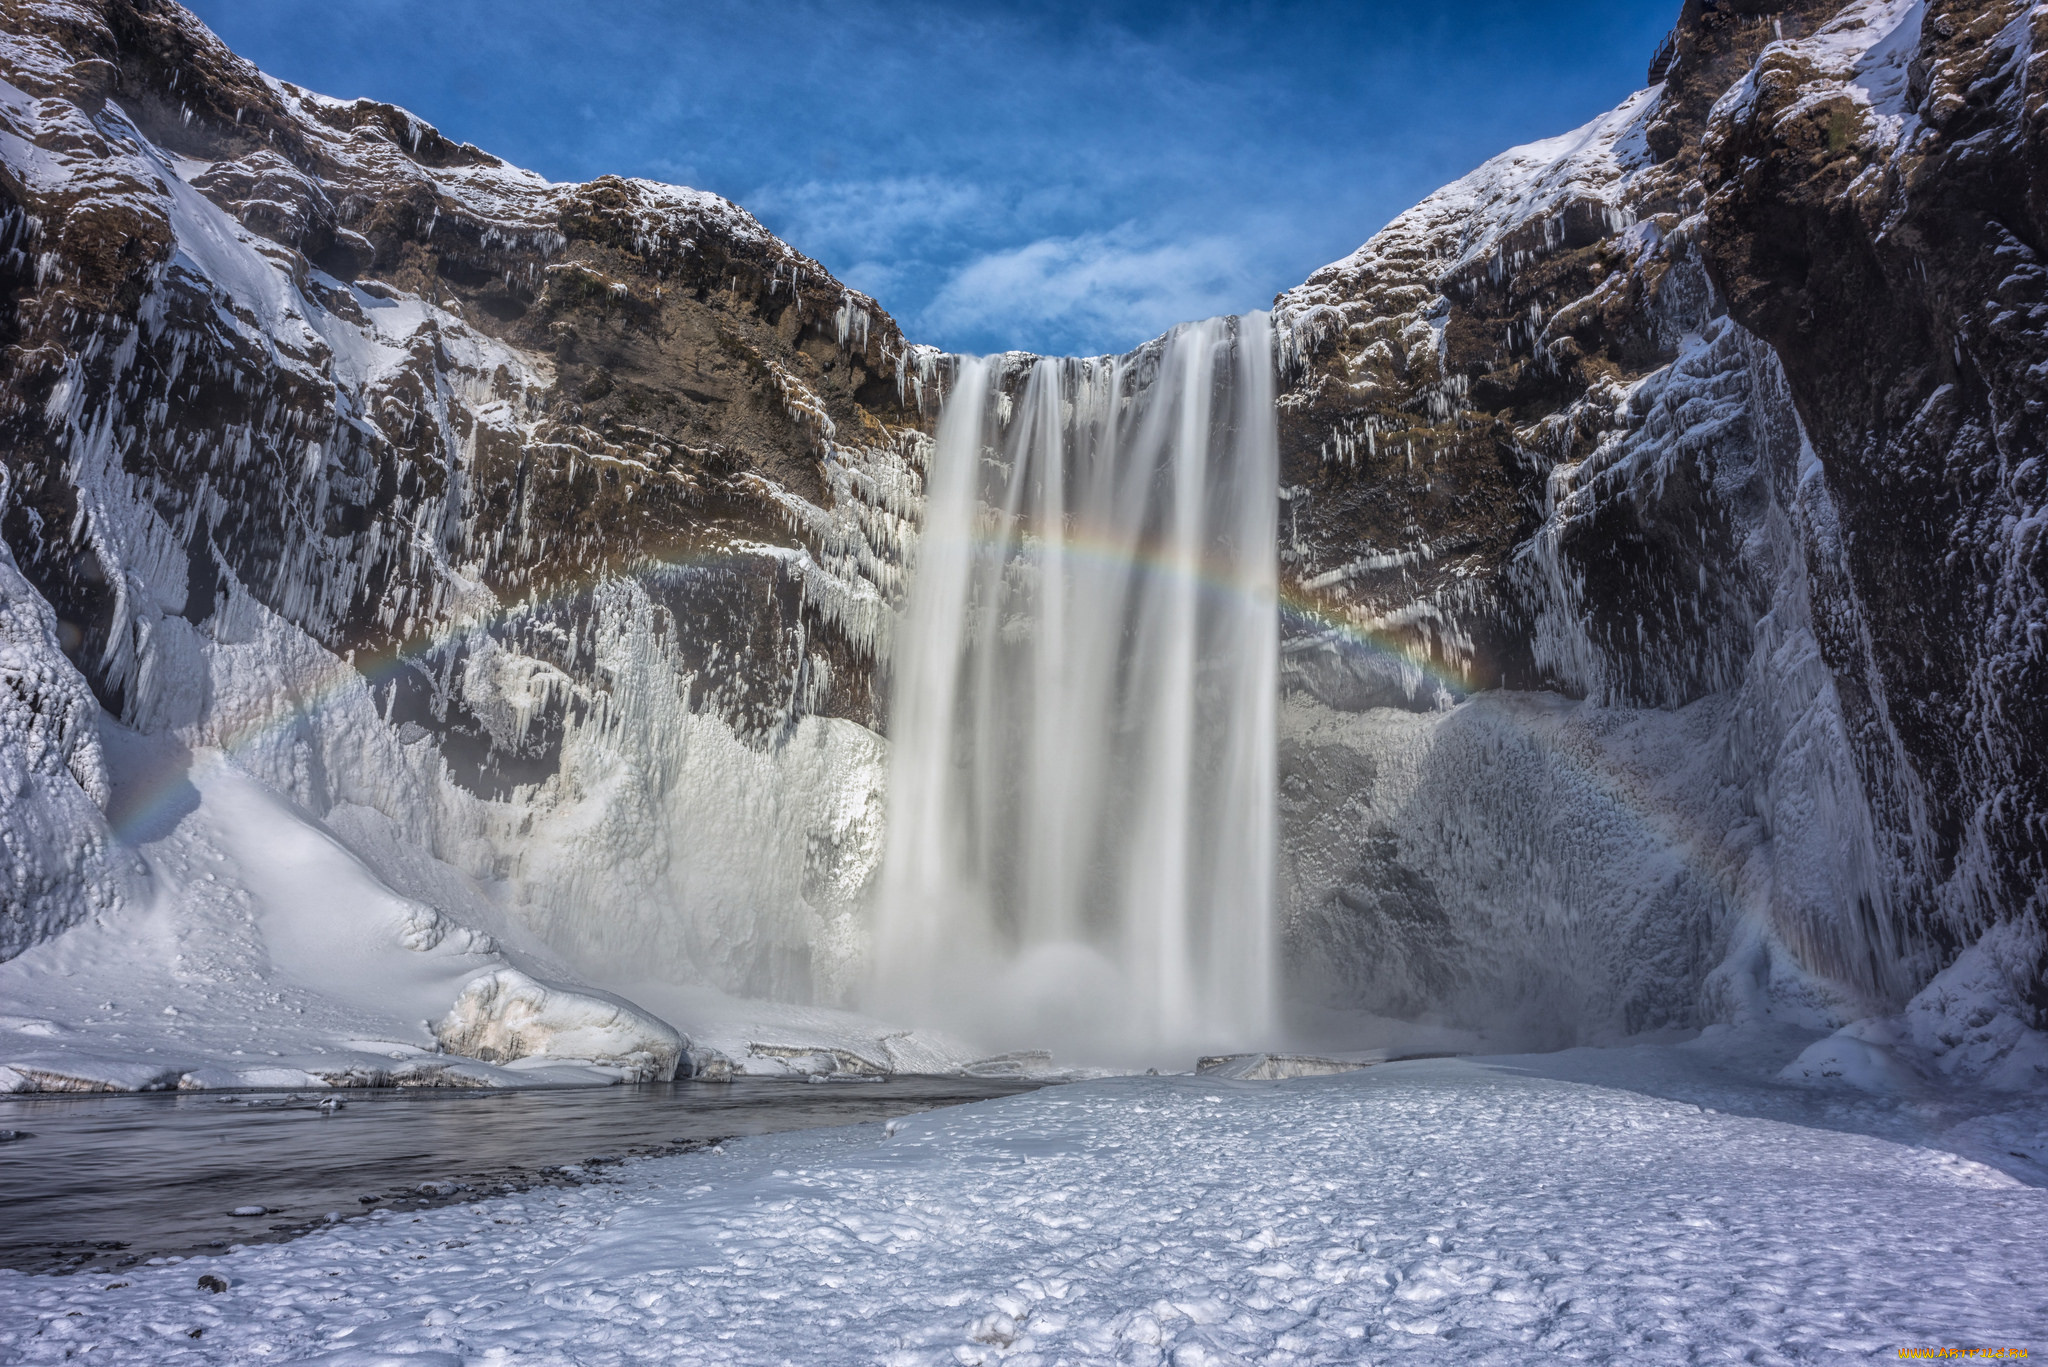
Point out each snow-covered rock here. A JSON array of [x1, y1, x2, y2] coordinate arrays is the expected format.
[[1270, 0, 2047, 1063], [1899, 919, 2048, 1092], [0, 531, 137, 959], [0, 0, 933, 1018], [434, 968, 685, 1083]]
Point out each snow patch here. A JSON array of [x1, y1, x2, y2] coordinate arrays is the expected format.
[[434, 968, 685, 1083]]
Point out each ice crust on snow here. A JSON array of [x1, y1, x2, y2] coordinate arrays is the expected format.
[[3, 1041, 2042, 1364]]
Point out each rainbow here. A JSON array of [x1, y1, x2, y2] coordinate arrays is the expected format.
[[105, 524, 1757, 976]]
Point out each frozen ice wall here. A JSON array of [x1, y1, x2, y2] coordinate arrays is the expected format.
[[0, 62, 898, 1015], [1280, 310, 1924, 1049], [873, 316, 1280, 1063]]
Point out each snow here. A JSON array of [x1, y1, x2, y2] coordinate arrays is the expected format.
[[0, 714, 991, 1090], [434, 969, 685, 1083], [4, 1034, 2042, 1364], [0, 722, 641, 1092]]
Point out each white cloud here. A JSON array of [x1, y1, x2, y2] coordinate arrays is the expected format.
[[747, 175, 988, 264], [917, 226, 1265, 356]]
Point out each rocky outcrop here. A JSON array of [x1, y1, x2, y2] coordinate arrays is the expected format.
[[0, 0, 935, 749], [1273, 0, 2045, 1067], [1695, 0, 2048, 1013], [0, 0, 929, 1002]]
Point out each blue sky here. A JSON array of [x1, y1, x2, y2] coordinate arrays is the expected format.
[[187, 1, 1675, 357]]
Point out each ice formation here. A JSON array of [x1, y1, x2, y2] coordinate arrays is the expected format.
[[0, 0, 2042, 1092], [873, 316, 1278, 1062]]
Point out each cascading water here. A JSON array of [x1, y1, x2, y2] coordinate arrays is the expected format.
[[872, 314, 1279, 1064]]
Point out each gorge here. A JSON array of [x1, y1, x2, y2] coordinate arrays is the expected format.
[[0, 0, 2042, 1093]]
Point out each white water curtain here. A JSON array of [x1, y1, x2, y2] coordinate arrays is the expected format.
[[873, 314, 1279, 1064]]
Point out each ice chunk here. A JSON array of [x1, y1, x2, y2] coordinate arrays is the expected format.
[[744, 1042, 889, 1077], [433, 969, 685, 1082], [1195, 1053, 1366, 1081], [962, 1050, 1056, 1078]]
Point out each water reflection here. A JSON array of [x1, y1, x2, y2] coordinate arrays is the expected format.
[[0, 1076, 1038, 1272]]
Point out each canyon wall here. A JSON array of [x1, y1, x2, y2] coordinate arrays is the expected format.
[[1272, 0, 2045, 1075], [1, 0, 2040, 1078], [0, 0, 937, 1006]]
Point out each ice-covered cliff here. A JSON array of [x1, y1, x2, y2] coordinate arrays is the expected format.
[[0, 0, 2041, 1089], [0, 0, 959, 1085], [1272, 0, 2046, 1084]]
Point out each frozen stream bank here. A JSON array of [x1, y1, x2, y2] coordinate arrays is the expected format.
[[3, 1032, 2042, 1365]]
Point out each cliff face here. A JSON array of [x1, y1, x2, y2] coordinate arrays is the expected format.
[[1, 0, 936, 740], [1272, 0, 2044, 1069], [1698, 0, 2048, 1005], [0, 0, 2041, 1081], [0, 0, 934, 1002]]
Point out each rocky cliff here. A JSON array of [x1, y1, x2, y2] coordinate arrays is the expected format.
[[1272, 0, 2044, 1080], [1, 0, 2041, 1085], [0, 0, 939, 1010]]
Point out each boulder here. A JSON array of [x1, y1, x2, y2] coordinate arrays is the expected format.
[[434, 970, 685, 1082]]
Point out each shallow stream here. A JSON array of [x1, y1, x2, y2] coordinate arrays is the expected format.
[[0, 1077, 1038, 1273]]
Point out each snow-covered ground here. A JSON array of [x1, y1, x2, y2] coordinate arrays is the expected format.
[[5, 1032, 2042, 1365]]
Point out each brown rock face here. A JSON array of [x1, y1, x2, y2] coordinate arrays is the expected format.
[[1, 0, 936, 794], [1273, 0, 2045, 1036], [1272, 1, 1842, 708]]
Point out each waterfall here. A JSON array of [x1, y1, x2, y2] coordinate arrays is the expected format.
[[872, 314, 1279, 1065]]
